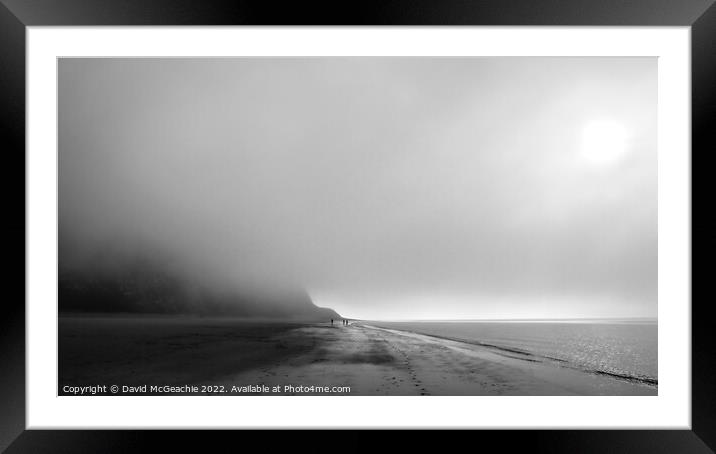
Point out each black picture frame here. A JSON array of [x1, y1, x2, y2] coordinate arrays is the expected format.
[[2, 0, 713, 452]]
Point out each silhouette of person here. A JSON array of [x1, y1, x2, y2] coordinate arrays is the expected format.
[[331, 318, 334, 326]]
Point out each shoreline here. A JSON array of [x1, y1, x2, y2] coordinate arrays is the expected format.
[[217, 323, 657, 396], [361, 324, 658, 387], [59, 317, 657, 396]]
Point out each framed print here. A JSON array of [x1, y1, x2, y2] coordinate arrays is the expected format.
[[3, 0, 714, 451]]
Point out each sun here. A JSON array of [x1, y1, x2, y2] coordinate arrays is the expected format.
[[580, 120, 629, 166]]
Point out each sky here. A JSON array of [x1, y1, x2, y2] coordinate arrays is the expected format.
[[58, 57, 657, 320]]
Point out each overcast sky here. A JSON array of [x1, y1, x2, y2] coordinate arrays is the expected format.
[[59, 57, 656, 320]]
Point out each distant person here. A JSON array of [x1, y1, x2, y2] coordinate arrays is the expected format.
[[331, 319, 334, 326]]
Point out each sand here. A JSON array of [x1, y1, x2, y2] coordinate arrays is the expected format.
[[59, 316, 656, 396], [220, 323, 655, 395]]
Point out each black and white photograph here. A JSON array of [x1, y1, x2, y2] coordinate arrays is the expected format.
[[58, 56, 657, 397]]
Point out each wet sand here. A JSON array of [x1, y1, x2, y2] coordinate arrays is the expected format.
[[221, 323, 656, 395], [59, 316, 656, 395]]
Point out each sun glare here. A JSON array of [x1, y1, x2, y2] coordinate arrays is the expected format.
[[580, 120, 629, 166]]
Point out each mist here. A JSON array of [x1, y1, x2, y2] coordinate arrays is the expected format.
[[58, 57, 657, 320]]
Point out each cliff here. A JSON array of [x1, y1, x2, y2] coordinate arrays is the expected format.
[[58, 265, 339, 322]]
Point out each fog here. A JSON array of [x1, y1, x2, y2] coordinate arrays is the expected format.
[[58, 57, 657, 320]]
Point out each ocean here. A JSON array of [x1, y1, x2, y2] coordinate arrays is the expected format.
[[366, 320, 657, 386]]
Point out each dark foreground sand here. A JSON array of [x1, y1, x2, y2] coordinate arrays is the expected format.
[[59, 316, 656, 396]]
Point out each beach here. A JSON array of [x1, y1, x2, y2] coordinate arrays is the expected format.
[[59, 316, 656, 396]]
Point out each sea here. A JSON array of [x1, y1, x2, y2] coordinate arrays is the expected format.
[[367, 319, 657, 386]]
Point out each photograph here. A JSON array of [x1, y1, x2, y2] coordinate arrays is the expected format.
[[57, 56, 658, 397], [2, 0, 710, 447]]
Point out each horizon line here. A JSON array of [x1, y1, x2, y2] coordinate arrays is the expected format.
[[354, 316, 658, 323]]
